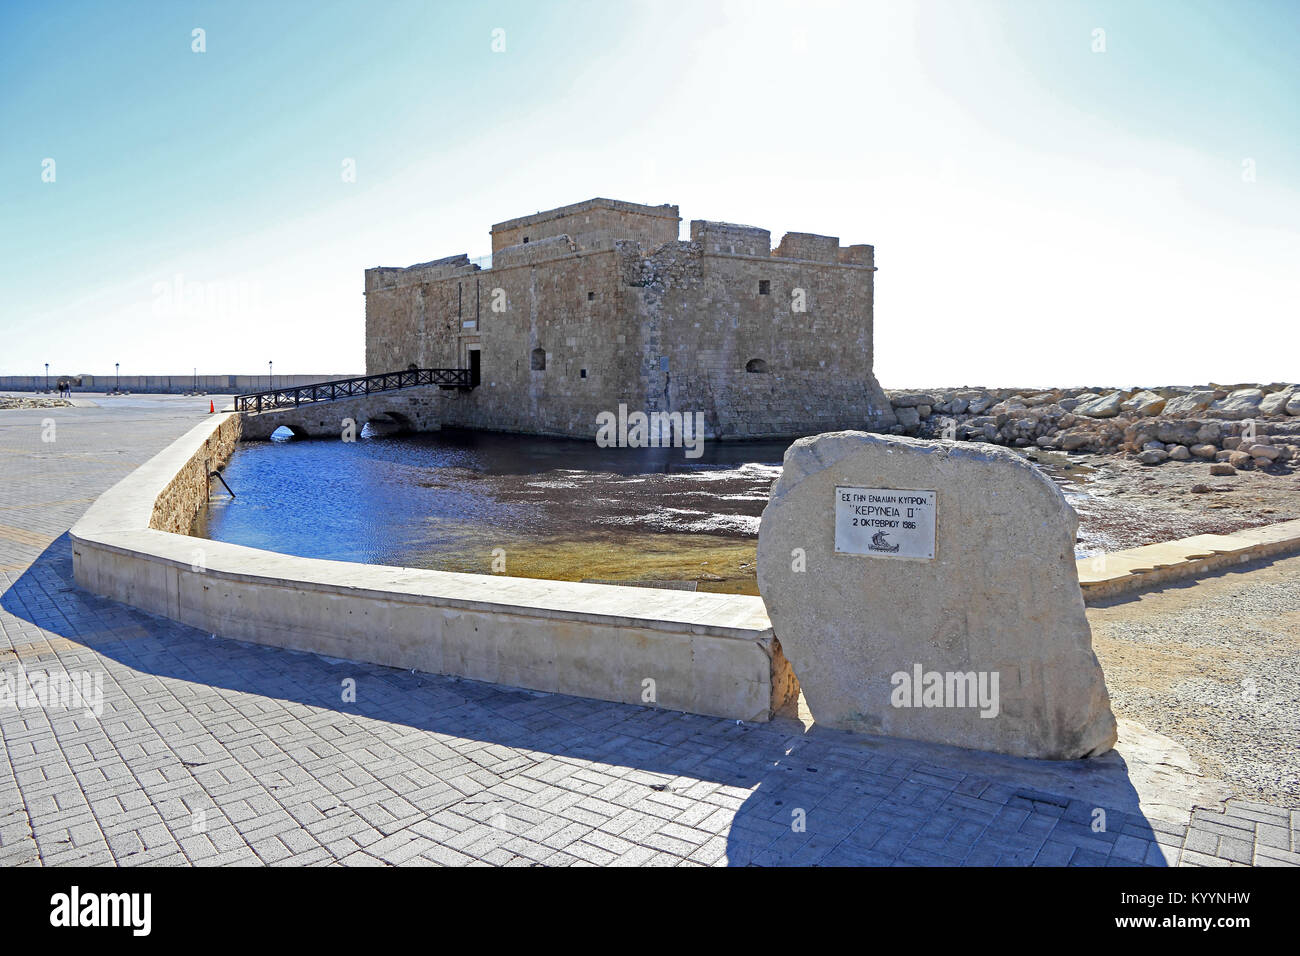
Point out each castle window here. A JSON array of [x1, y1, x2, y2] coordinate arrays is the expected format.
[[530, 348, 546, 371], [746, 359, 768, 373], [580, 368, 587, 379], [587, 291, 595, 301], [523, 236, 529, 243], [758, 280, 771, 295]]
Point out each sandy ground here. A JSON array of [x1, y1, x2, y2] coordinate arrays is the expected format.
[[1088, 551, 1300, 807]]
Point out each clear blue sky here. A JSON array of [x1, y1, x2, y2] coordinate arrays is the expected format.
[[2, 0, 1297, 386]]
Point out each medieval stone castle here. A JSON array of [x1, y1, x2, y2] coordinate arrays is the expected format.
[[364, 198, 897, 440]]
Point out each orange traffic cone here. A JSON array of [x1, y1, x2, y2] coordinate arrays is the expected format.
[[209, 400, 215, 414]]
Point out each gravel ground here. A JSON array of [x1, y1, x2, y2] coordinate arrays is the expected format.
[[1065, 451, 1300, 551], [1088, 552, 1300, 807]]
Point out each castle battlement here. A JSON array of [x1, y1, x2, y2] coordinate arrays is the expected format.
[[490, 197, 680, 254]]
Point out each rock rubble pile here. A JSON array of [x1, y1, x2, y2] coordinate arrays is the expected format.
[[884, 384, 1300, 475]]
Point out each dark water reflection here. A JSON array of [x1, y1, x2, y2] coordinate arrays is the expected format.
[[195, 429, 789, 589], [195, 429, 1109, 592]]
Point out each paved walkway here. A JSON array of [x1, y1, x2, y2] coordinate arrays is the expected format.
[[1, 396, 1297, 866]]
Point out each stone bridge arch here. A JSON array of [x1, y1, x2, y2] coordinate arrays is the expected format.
[[270, 424, 311, 441], [363, 410, 417, 436], [239, 388, 443, 441]]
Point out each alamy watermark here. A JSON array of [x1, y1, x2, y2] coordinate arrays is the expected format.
[[151, 273, 262, 321], [890, 663, 999, 718], [1, 667, 104, 719], [50, 886, 150, 936], [595, 404, 705, 459]]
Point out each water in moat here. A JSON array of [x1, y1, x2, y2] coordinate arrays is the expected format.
[[195, 428, 1104, 595]]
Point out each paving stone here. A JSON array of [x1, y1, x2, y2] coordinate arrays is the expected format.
[[1110, 834, 1153, 862], [1068, 849, 1110, 866], [1145, 840, 1180, 867], [1223, 801, 1291, 825], [1032, 841, 1076, 866], [1217, 836, 1254, 864], [1180, 849, 1233, 867], [1255, 823, 1293, 851], [1253, 846, 1300, 867], [1183, 828, 1221, 855]]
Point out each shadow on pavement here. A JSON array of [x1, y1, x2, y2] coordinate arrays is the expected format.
[[1, 536, 1166, 866]]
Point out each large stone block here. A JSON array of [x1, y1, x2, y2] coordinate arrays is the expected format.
[[1074, 390, 1126, 418], [756, 431, 1117, 759], [1209, 388, 1264, 420]]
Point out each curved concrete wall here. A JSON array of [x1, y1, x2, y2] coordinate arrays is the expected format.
[[69, 415, 797, 722]]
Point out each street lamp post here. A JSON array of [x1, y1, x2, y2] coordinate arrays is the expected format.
[[45, 363, 49, 393], [268, 361, 273, 391], [115, 363, 120, 394]]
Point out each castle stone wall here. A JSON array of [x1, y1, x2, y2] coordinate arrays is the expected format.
[[491, 198, 680, 254], [364, 198, 896, 440], [690, 220, 771, 257], [619, 239, 895, 439]]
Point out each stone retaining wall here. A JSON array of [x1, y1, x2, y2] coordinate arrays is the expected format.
[[71, 415, 796, 722], [151, 414, 241, 533]]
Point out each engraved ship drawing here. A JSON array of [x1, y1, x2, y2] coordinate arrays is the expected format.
[[870, 530, 900, 552]]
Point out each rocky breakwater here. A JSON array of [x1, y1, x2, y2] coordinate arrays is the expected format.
[[0, 396, 73, 410], [883, 383, 1300, 478]]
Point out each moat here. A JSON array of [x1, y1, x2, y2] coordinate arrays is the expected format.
[[195, 429, 787, 594], [193, 428, 1252, 595]]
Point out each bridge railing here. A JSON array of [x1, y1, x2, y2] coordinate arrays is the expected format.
[[235, 368, 473, 413]]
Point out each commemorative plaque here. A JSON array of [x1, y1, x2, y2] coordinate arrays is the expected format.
[[834, 486, 936, 560]]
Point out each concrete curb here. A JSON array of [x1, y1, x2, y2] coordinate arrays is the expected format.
[[1078, 518, 1300, 603]]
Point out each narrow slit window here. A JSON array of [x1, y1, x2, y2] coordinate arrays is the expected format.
[[758, 280, 771, 295]]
